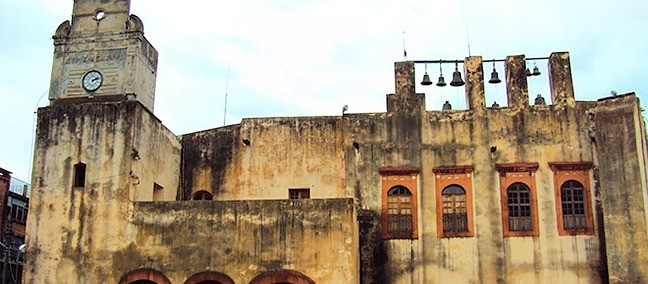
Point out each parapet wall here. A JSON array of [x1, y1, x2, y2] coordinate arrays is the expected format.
[[123, 198, 358, 284], [181, 116, 347, 200]]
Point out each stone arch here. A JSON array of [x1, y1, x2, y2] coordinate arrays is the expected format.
[[191, 190, 214, 200], [118, 268, 171, 284], [184, 271, 235, 284], [249, 269, 315, 284]]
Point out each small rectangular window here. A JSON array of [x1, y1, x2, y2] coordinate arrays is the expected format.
[[73, 163, 86, 188], [289, 188, 310, 199], [153, 183, 163, 201]]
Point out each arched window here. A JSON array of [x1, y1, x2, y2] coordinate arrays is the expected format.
[[386, 186, 413, 235], [191, 190, 213, 201], [507, 182, 533, 231], [119, 268, 171, 284], [184, 271, 235, 284], [561, 180, 587, 229], [248, 269, 315, 284], [549, 162, 594, 235], [442, 185, 467, 233]]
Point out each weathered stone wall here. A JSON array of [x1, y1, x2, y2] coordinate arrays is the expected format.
[[342, 57, 608, 283], [181, 116, 347, 200], [176, 57, 625, 283], [594, 94, 648, 283], [415, 104, 602, 284], [25, 101, 180, 283], [122, 198, 358, 283]]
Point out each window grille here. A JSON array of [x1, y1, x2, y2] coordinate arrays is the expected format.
[[507, 182, 533, 231], [289, 188, 310, 200], [442, 185, 468, 233], [561, 180, 587, 229], [387, 186, 413, 234]]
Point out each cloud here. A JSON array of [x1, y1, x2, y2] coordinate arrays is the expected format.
[[0, 0, 647, 180]]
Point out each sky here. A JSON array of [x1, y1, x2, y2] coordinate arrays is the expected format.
[[0, 0, 647, 181]]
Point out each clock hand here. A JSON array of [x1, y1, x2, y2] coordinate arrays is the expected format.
[[92, 78, 99, 82]]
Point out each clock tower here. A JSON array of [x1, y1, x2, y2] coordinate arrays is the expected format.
[[49, 0, 158, 111]]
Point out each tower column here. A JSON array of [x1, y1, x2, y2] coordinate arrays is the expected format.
[[505, 55, 529, 109]]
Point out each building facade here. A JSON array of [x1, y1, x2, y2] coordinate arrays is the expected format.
[[0, 167, 30, 284], [25, 1, 648, 283]]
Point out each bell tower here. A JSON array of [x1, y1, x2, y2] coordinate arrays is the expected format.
[[49, 0, 158, 111]]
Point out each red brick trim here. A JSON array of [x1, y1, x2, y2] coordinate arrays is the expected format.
[[495, 162, 539, 176], [548, 161, 593, 172], [549, 162, 595, 236], [432, 165, 474, 174], [380, 168, 419, 239], [378, 167, 420, 175], [497, 163, 540, 237], [434, 166, 474, 238]]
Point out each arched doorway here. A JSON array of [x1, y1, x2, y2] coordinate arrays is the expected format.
[[184, 271, 235, 284], [119, 268, 171, 284], [248, 269, 315, 284]]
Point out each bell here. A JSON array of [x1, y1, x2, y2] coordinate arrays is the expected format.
[[421, 73, 432, 85], [489, 69, 501, 84], [489, 61, 501, 84], [492, 101, 500, 108], [436, 75, 447, 87], [526, 68, 532, 77], [450, 67, 465, 87], [436, 63, 447, 87], [450, 70, 465, 86], [442, 101, 452, 110], [532, 66, 541, 76], [534, 94, 546, 105]]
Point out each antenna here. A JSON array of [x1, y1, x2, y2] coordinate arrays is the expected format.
[[223, 65, 230, 126], [402, 31, 408, 60], [464, 20, 472, 56]]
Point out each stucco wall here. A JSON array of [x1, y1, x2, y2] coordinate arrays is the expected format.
[[25, 102, 180, 283], [181, 116, 347, 200], [341, 60, 607, 283], [594, 94, 648, 283], [121, 198, 358, 284]]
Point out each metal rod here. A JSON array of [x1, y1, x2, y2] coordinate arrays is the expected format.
[[413, 56, 550, 64], [413, 60, 465, 64]]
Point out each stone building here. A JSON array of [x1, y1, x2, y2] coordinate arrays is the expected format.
[[25, 1, 648, 283]]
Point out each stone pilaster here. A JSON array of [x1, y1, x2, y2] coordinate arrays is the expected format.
[[549, 52, 575, 107], [505, 55, 529, 109], [464, 56, 485, 112]]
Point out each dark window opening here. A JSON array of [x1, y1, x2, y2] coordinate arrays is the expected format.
[[131, 281, 157, 284], [387, 186, 413, 235], [7, 204, 28, 223], [153, 183, 164, 201], [289, 188, 310, 200], [442, 185, 468, 233], [507, 182, 533, 231], [191, 190, 213, 201], [73, 163, 86, 188], [561, 180, 588, 230]]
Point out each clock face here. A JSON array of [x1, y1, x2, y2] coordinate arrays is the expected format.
[[82, 70, 103, 92]]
